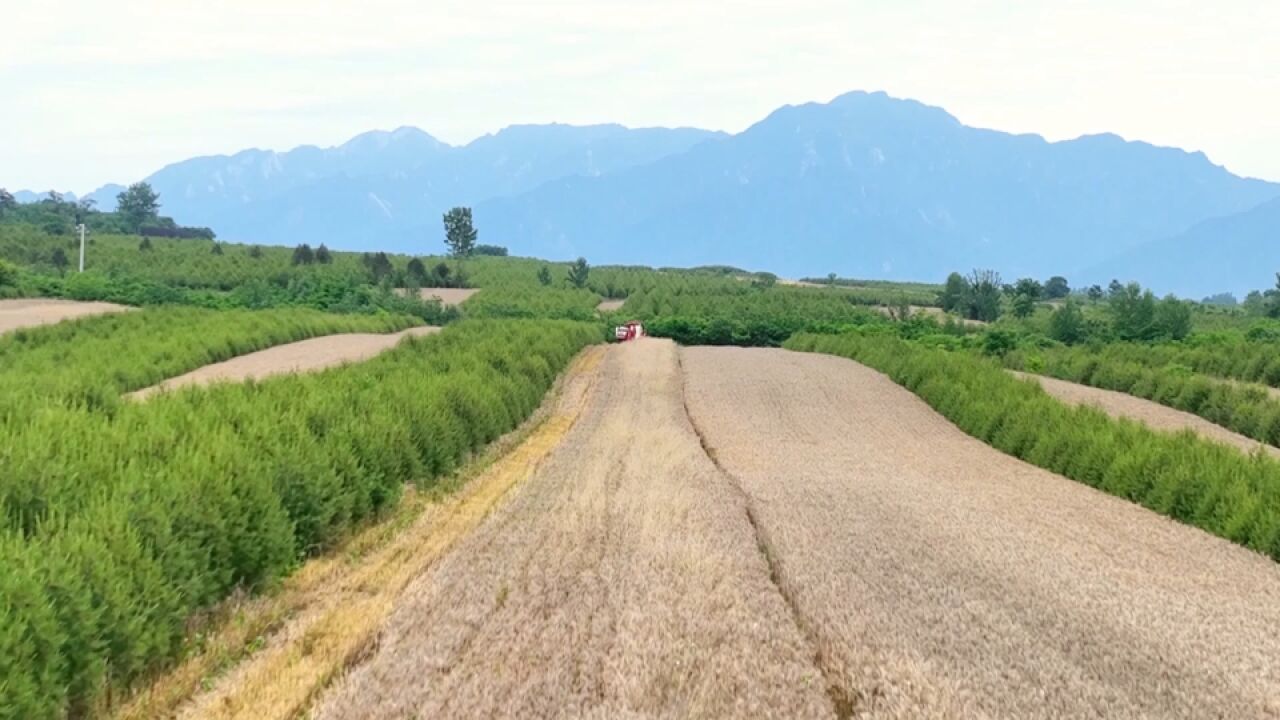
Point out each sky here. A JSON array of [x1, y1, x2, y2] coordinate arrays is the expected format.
[[3, 0, 1278, 193]]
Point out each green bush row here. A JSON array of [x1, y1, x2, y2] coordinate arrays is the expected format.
[[786, 331, 1280, 562], [1006, 349, 1280, 448], [0, 319, 600, 719]]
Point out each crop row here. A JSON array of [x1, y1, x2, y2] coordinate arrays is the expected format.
[[786, 331, 1280, 563], [0, 319, 601, 719]]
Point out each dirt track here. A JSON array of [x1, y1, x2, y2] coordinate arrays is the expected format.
[[128, 326, 439, 399], [596, 298, 626, 312], [1012, 370, 1280, 457], [313, 339, 832, 719], [0, 298, 131, 334], [403, 287, 478, 305], [682, 347, 1280, 719]]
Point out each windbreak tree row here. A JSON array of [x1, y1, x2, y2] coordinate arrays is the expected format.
[[786, 331, 1280, 563], [0, 319, 601, 719]]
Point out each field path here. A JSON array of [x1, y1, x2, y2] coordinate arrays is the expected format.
[[0, 297, 131, 334], [128, 326, 439, 399], [682, 347, 1280, 719], [1011, 370, 1280, 457], [313, 339, 833, 719]]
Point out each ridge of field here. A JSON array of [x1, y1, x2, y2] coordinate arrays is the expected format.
[[682, 346, 1280, 718], [787, 332, 1280, 561], [1010, 370, 1280, 457], [313, 340, 834, 719], [127, 326, 441, 400], [163, 346, 607, 720], [0, 319, 600, 719], [0, 298, 133, 335], [1005, 341, 1280, 447]]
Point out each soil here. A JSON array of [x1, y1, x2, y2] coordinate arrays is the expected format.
[[0, 298, 131, 335]]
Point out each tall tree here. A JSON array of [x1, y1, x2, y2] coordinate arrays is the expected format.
[[292, 243, 315, 266], [443, 207, 477, 257], [567, 257, 590, 289], [939, 272, 969, 313], [1012, 278, 1043, 300], [116, 182, 161, 232], [406, 258, 428, 286], [315, 244, 333, 264], [1044, 276, 1071, 299], [0, 188, 15, 218], [965, 269, 1003, 322], [1048, 301, 1087, 344], [537, 265, 553, 286]]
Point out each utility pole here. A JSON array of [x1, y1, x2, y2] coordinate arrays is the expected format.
[[77, 223, 86, 272]]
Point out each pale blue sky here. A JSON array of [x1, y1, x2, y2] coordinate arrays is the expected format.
[[4, 0, 1278, 192]]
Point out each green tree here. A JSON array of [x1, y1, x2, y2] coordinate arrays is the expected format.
[[567, 257, 590, 288], [537, 265, 553, 286], [363, 252, 393, 282], [965, 269, 1003, 322], [247, 245, 264, 259], [1108, 282, 1157, 341], [0, 188, 16, 218], [0, 258, 17, 286], [750, 272, 777, 290], [827, 272, 837, 285], [939, 272, 969, 313], [1153, 296, 1192, 340], [1267, 274, 1280, 319], [138, 236, 153, 252], [1048, 301, 1086, 344], [1200, 293, 1237, 307], [315, 244, 333, 264], [1012, 278, 1043, 300], [1011, 293, 1036, 319], [116, 182, 161, 232], [210, 242, 224, 256], [292, 244, 315, 266], [1087, 285, 1105, 303], [1044, 276, 1071, 299], [406, 258, 428, 287], [50, 247, 70, 273], [433, 262, 452, 286], [443, 207, 477, 257], [474, 244, 507, 256]]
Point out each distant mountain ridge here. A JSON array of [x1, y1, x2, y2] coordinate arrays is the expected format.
[[12, 91, 1278, 294]]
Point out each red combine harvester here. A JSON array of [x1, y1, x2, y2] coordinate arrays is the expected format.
[[614, 321, 645, 342]]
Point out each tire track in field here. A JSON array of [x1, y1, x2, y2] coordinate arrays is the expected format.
[[681, 346, 1280, 719]]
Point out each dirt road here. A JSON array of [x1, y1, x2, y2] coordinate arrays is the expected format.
[[1012, 370, 1280, 457], [682, 347, 1280, 719], [128, 326, 439, 399], [0, 298, 131, 334], [313, 339, 832, 719]]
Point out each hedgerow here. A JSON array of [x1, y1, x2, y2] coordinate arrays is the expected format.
[[0, 318, 600, 718], [1004, 347, 1280, 447], [786, 331, 1280, 564]]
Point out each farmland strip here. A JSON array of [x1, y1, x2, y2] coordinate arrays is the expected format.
[[682, 346, 1280, 719], [1010, 370, 1280, 456]]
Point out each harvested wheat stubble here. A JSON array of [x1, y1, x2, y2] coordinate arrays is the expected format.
[[127, 326, 439, 399], [314, 339, 833, 719], [405, 287, 479, 305], [1011, 370, 1280, 457], [681, 347, 1280, 720], [0, 297, 131, 334], [596, 298, 626, 312]]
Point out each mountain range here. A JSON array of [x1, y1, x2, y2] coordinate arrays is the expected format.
[[14, 91, 1279, 296]]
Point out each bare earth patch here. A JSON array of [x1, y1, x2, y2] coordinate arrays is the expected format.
[[399, 287, 479, 305], [127, 327, 439, 400], [1012, 370, 1280, 457], [682, 347, 1280, 719], [312, 339, 833, 719], [596, 298, 626, 312], [873, 304, 985, 326], [0, 298, 132, 335]]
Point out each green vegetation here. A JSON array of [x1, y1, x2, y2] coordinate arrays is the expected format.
[[465, 287, 602, 321], [786, 330, 1280, 562], [442, 206, 478, 257], [0, 318, 599, 718]]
